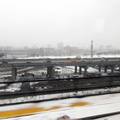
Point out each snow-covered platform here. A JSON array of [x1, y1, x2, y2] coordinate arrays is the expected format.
[[0, 93, 120, 120]]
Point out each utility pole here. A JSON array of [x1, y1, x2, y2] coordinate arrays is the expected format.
[[91, 40, 93, 58]]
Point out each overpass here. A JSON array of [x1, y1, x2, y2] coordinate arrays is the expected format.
[[0, 58, 120, 80]]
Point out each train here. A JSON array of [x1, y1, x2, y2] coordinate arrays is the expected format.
[[0, 75, 120, 94], [30, 75, 120, 92]]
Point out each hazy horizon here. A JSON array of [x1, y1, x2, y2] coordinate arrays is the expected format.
[[0, 0, 120, 49]]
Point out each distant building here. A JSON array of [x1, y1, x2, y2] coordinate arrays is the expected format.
[[57, 43, 63, 50], [99, 45, 103, 52], [106, 45, 112, 51], [44, 47, 55, 56]]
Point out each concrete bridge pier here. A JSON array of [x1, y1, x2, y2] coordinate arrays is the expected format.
[[104, 66, 108, 73], [83, 66, 87, 76], [98, 65, 102, 72], [111, 65, 114, 74], [12, 67, 17, 81], [79, 66, 82, 75], [75, 66, 77, 74], [47, 66, 54, 78], [79, 66, 87, 76]]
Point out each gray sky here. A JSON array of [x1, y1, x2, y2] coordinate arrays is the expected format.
[[0, 0, 120, 49]]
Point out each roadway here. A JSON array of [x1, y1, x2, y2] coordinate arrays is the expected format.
[[0, 58, 120, 81], [0, 60, 120, 68], [0, 57, 120, 63]]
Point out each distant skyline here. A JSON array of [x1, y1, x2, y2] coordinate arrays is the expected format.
[[0, 0, 120, 49]]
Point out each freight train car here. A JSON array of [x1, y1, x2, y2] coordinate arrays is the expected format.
[[1, 76, 120, 94], [31, 76, 120, 92]]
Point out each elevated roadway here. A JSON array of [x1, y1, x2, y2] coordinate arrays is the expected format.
[[0, 58, 120, 80], [0, 59, 120, 68], [0, 57, 120, 63]]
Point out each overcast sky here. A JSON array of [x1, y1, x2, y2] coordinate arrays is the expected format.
[[0, 0, 120, 49]]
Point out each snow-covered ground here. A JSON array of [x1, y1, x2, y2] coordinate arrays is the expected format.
[[0, 93, 120, 120]]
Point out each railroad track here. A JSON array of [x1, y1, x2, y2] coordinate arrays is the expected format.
[[0, 76, 120, 106]]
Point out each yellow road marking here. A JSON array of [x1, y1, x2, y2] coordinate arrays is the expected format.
[[0, 102, 90, 118]]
